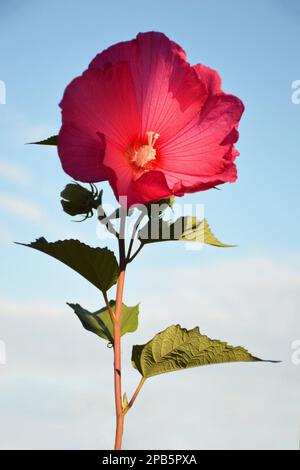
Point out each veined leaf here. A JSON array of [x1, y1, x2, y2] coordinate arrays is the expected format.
[[68, 301, 139, 342], [132, 324, 278, 379], [29, 135, 58, 145], [17, 238, 118, 293], [138, 217, 234, 247]]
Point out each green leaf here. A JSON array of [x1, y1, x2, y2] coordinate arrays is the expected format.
[[17, 238, 118, 293], [178, 218, 234, 247], [131, 324, 278, 379], [29, 135, 58, 145], [68, 301, 140, 342], [138, 217, 234, 247]]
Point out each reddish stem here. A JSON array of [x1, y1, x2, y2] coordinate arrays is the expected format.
[[113, 269, 126, 450], [112, 210, 146, 449], [124, 378, 145, 415], [113, 214, 126, 450]]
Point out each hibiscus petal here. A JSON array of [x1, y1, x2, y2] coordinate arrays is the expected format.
[[59, 62, 140, 183], [129, 170, 173, 206], [102, 142, 172, 207], [193, 64, 222, 95], [58, 124, 106, 182], [90, 31, 187, 71], [58, 31, 244, 204], [89, 32, 207, 143], [163, 156, 238, 195], [157, 93, 244, 191], [182, 163, 238, 194], [60, 63, 139, 147]]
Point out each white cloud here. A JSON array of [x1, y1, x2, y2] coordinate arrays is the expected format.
[[0, 228, 13, 244], [0, 192, 42, 222], [0, 298, 62, 318], [126, 256, 300, 353], [0, 106, 56, 145], [0, 159, 32, 186], [0, 255, 299, 449]]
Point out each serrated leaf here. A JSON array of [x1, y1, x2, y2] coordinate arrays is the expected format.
[[68, 301, 139, 342], [17, 238, 118, 293], [138, 217, 233, 247], [29, 135, 58, 145], [131, 324, 278, 379], [180, 218, 235, 247]]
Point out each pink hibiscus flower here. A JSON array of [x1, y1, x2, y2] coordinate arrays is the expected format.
[[58, 32, 244, 207]]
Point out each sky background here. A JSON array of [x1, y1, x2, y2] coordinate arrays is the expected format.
[[0, 0, 299, 450]]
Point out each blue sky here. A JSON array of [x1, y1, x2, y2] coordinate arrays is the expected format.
[[0, 0, 300, 450]]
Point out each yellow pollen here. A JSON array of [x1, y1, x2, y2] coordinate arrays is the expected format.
[[131, 131, 159, 168]]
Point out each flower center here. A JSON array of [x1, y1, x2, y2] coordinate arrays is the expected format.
[[129, 131, 159, 168]]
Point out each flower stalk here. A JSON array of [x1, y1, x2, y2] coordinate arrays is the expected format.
[[112, 209, 147, 449], [113, 269, 126, 449], [113, 209, 126, 450]]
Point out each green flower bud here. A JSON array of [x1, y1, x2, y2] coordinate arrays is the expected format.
[[60, 182, 102, 221]]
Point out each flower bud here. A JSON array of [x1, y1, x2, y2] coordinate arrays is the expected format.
[[60, 182, 102, 220]]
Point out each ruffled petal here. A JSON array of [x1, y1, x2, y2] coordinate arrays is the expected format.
[[193, 64, 222, 95], [128, 171, 172, 207], [60, 62, 139, 148], [58, 62, 140, 183], [90, 32, 207, 143], [58, 124, 106, 182], [102, 141, 172, 206], [163, 158, 238, 195], [58, 32, 244, 204], [90, 31, 187, 70], [157, 93, 244, 191]]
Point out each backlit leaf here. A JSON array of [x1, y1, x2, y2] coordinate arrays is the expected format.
[[138, 217, 234, 247], [68, 301, 140, 342], [17, 238, 118, 293], [132, 324, 278, 379]]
